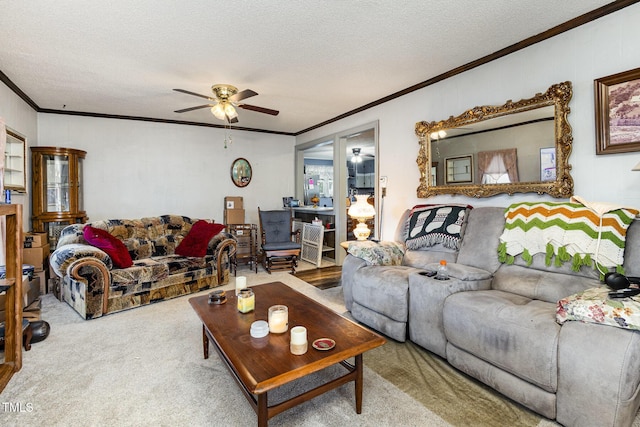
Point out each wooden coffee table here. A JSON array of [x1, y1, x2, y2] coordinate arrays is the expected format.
[[189, 281, 385, 426]]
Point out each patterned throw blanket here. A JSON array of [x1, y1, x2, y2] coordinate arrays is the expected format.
[[498, 201, 639, 270], [405, 205, 468, 250]]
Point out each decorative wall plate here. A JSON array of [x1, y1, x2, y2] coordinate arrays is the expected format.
[[231, 158, 252, 187]]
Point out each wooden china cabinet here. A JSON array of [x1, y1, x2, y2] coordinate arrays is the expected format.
[[31, 147, 88, 249]]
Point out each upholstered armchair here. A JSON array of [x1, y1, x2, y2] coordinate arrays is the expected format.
[[258, 208, 301, 273]]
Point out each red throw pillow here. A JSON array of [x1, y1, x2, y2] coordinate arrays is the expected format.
[[83, 225, 133, 269], [175, 220, 225, 257]]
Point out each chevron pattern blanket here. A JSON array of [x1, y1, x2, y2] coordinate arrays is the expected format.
[[498, 202, 639, 270]]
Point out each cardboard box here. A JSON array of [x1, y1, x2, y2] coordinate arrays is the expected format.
[[23, 298, 41, 321], [224, 196, 244, 210], [0, 277, 40, 312], [224, 209, 245, 225], [23, 232, 48, 248], [23, 243, 50, 268], [34, 269, 47, 294]]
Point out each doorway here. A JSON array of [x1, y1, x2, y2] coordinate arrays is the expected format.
[[295, 121, 379, 266]]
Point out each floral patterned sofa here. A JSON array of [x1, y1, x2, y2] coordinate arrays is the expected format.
[[50, 215, 236, 320]]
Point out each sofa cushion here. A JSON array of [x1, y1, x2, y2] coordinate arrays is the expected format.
[[456, 207, 505, 274], [175, 220, 225, 257], [83, 226, 133, 268], [111, 258, 169, 289], [346, 241, 404, 265], [123, 238, 153, 260], [351, 265, 418, 322], [492, 264, 600, 303], [443, 290, 559, 393]]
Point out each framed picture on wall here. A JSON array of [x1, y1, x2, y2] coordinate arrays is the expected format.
[[540, 147, 556, 181], [595, 67, 640, 155], [445, 155, 473, 184]]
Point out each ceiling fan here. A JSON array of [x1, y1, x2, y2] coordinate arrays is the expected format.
[[350, 147, 374, 163], [173, 84, 279, 123]]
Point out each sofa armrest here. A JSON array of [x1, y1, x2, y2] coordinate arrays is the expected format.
[[50, 244, 113, 319], [208, 234, 236, 283], [50, 243, 113, 278]]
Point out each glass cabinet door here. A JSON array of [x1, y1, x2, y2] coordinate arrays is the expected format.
[[77, 156, 84, 212], [31, 146, 88, 238], [44, 154, 71, 213]]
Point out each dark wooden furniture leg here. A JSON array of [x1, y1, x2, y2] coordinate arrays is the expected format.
[[355, 354, 363, 413], [23, 324, 33, 351], [258, 393, 268, 427], [202, 325, 209, 359]]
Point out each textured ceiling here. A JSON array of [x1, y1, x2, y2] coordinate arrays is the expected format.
[[0, 1, 618, 134]]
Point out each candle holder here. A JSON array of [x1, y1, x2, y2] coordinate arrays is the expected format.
[[268, 305, 288, 333]]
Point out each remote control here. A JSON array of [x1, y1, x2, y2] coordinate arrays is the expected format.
[[608, 288, 640, 299]]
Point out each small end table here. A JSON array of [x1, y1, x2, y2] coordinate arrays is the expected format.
[[227, 224, 258, 274]]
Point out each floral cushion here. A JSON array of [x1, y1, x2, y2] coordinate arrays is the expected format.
[[556, 286, 640, 330], [347, 241, 405, 266]]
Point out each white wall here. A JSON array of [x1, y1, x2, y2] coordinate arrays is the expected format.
[[0, 81, 38, 227], [297, 3, 640, 240], [37, 114, 295, 225]]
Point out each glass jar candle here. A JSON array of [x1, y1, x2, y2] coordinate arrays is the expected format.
[[268, 305, 288, 333], [237, 289, 255, 313]]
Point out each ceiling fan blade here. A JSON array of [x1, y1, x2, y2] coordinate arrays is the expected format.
[[238, 104, 279, 116], [229, 89, 258, 103], [173, 88, 216, 101], [174, 104, 214, 113]]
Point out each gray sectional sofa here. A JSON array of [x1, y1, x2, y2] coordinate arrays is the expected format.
[[342, 204, 640, 427]]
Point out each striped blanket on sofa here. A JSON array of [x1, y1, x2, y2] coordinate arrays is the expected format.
[[498, 201, 639, 270]]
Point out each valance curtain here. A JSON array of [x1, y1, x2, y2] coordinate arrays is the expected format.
[[477, 148, 518, 184]]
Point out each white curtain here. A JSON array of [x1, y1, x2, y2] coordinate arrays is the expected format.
[[0, 117, 6, 265], [477, 149, 519, 184]]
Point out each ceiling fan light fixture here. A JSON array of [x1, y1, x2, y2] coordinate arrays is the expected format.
[[430, 130, 447, 140], [224, 103, 237, 120], [211, 104, 226, 120], [351, 147, 363, 163]]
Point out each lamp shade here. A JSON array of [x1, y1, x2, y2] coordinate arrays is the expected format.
[[211, 104, 226, 120], [348, 195, 375, 219]]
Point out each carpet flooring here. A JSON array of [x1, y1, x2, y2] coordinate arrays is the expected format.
[[5, 273, 638, 426], [1, 272, 445, 427]]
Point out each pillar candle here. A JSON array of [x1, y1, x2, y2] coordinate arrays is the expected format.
[[290, 326, 308, 355], [235, 276, 247, 295]]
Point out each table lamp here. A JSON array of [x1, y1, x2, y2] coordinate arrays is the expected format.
[[348, 195, 376, 240]]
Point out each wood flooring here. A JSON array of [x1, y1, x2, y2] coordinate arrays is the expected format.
[[293, 266, 342, 290]]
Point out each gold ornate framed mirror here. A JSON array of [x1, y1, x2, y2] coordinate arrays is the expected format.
[[415, 81, 573, 198]]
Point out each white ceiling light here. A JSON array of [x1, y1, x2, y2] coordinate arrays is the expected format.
[[351, 147, 363, 163]]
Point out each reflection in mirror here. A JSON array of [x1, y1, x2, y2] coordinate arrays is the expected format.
[[415, 81, 573, 198]]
